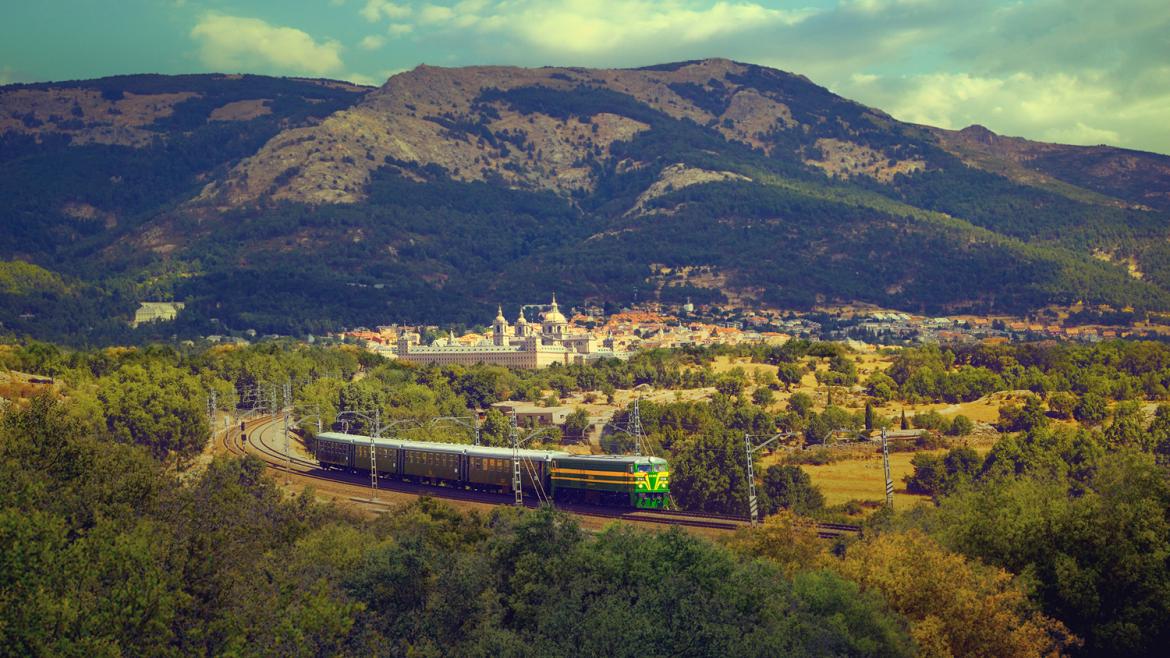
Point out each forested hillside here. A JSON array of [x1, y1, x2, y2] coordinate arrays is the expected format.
[[3, 61, 1170, 343], [6, 338, 1170, 655]]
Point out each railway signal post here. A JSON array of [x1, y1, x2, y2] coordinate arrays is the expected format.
[[511, 412, 523, 506], [881, 428, 894, 509], [743, 431, 794, 525], [336, 408, 387, 502]]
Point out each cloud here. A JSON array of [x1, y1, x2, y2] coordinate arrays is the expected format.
[[345, 72, 382, 86], [190, 14, 344, 75], [471, 1, 817, 57], [419, 4, 455, 24], [211, 1, 1168, 152], [359, 35, 386, 50], [344, 68, 406, 86], [361, 0, 412, 22], [837, 70, 1145, 148]]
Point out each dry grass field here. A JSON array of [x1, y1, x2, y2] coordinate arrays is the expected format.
[[800, 450, 933, 508]]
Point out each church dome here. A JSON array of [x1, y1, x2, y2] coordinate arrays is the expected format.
[[516, 309, 528, 325], [542, 294, 567, 324]]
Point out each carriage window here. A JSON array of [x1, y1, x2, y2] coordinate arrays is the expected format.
[[637, 464, 651, 473]]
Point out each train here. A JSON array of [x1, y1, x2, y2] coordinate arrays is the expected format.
[[313, 431, 671, 509]]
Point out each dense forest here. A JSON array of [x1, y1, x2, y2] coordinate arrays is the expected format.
[[3, 338, 1169, 655]]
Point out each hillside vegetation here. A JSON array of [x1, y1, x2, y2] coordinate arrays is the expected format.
[[3, 61, 1170, 342]]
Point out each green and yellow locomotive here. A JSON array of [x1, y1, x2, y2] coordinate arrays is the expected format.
[[550, 454, 669, 509], [314, 432, 670, 510]]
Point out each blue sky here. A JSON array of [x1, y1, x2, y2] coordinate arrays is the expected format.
[[3, 1, 1169, 154]]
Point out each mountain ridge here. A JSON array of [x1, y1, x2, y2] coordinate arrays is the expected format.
[[3, 60, 1170, 342]]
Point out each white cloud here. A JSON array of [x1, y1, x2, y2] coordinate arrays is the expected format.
[[473, 0, 816, 56], [844, 0, 940, 14], [190, 14, 344, 75], [361, 0, 412, 22], [456, 0, 489, 12], [419, 4, 456, 24], [344, 68, 406, 86], [345, 72, 382, 86], [834, 70, 1152, 149], [1045, 122, 1123, 146], [359, 35, 386, 50], [334, 0, 1170, 152]]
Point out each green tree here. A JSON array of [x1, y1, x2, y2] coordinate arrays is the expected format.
[[865, 371, 897, 404], [834, 530, 1074, 657], [775, 362, 804, 392], [904, 453, 946, 496], [1074, 392, 1108, 425], [670, 431, 751, 515], [1149, 404, 1170, 465], [479, 408, 512, 447], [1047, 391, 1078, 420], [788, 392, 814, 418], [751, 386, 775, 407], [760, 464, 824, 516], [98, 361, 209, 460], [928, 453, 1170, 655], [912, 409, 951, 433], [562, 407, 590, 442], [1104, 400, 1151, 451], [948, 414, 974, 436]]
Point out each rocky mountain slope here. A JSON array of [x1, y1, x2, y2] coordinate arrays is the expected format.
[[3, 61, 1170, 341]]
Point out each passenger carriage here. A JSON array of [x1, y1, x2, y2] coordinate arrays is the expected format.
[[313, 431, 670, 509]]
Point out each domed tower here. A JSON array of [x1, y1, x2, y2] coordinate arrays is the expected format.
[[492, 305, 509, 346], [542, 294, 568, 337], [514, 308, 530, 338]]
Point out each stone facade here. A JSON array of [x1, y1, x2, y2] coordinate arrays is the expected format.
[[396, 296, 627, 369]]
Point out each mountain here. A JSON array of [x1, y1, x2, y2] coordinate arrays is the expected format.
[[3, 60, 1170, 342]]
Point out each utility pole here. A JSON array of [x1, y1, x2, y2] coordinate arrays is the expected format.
[[631, 397, 645, 456], [881, 428, 894, 509], [744, 433, 759, 525], [335, 408, 388, 503], [511, 411, 523, 506], [742, 431, 792, 525], [282, 380, 292, 485], [371, 407, 381, 501]]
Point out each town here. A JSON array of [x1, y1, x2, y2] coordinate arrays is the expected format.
[[336, 295, 1170, 366]]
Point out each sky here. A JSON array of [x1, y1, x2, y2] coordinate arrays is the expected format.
[[2, 1, 1169, 154]]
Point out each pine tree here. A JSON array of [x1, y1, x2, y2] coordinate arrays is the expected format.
[[900, 409, 909, 430], [865, 401, 875, 432]]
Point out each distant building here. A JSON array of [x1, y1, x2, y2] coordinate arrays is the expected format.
[[395, 295, 629, 368], [131, 302, 185, 327], [490, 401, 573, 426]]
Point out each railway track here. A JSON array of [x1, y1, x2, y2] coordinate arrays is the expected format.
[[227, 415, 860, 537]]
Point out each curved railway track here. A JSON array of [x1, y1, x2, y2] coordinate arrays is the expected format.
[[223, 415, 860, 537]]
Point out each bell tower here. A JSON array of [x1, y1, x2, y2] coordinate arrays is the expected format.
[[492, 305, 509, 346]]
